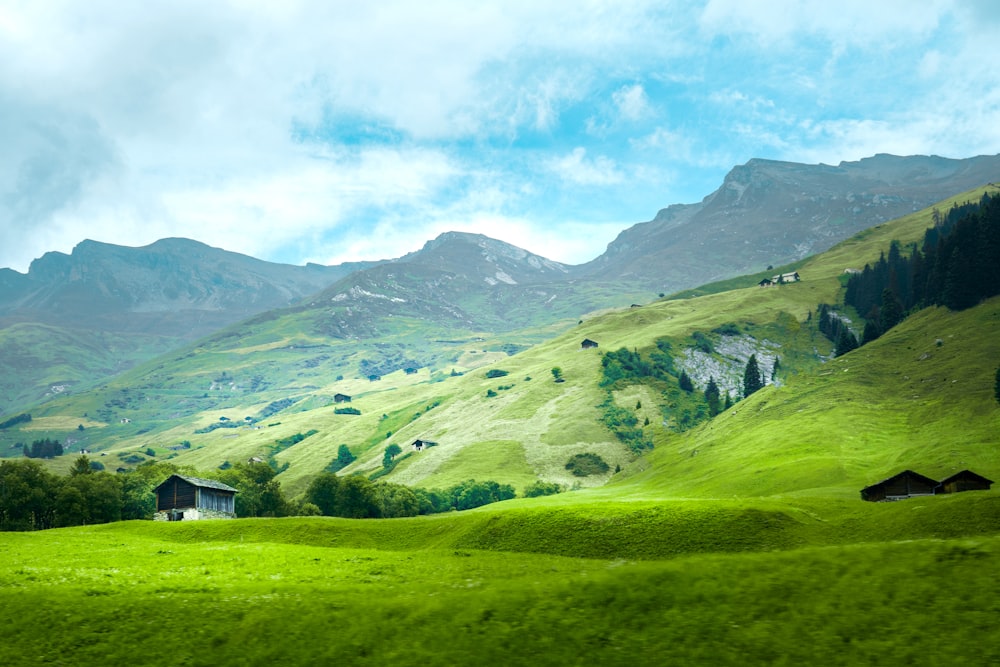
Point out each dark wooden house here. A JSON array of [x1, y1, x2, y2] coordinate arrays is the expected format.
[[154, 474, 238, 521], [860, 470, 938, 502], [936, 470, 994, 495], [581, 339, 599, 349], [333, 393, 352, 403], [411, 439, 437, 452]]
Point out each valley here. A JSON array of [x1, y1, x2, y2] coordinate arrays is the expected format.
[[1, 170, 999, 666]]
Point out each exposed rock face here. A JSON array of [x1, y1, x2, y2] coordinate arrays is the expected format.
[[676, 335, 783, 399]]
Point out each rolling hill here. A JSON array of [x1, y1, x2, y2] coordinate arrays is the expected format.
[[3, 152, 997, 421], [1, 184, 999, 666], [4, 184, 998, 506]]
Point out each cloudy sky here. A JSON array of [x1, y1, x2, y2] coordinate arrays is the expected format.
[[2, 1, 999, 273]]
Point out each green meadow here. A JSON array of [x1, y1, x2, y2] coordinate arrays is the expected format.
[[2, 186, 1000, 664], [2, 494, 1000, 666]]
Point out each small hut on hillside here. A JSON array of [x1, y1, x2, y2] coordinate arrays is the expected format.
[[936, 470, 994, 495], [411, 439, 437, 452], [860, 470, 938, 502], [334, 393, 352, 403], [581, 338, 599, 349], [153, 474, 238, 521]]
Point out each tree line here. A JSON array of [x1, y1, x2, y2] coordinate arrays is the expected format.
[[845, 192, 1000, 341], [0, 454, 529, 531]]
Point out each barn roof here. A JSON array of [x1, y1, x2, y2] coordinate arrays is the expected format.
[[861, 469, 938, 493], [938, 470, 994, 486], [154, 474, 238, 494]]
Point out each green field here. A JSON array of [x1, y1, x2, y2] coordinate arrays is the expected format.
[[2, 186, 999, 664], [2, 493, 999, 665]]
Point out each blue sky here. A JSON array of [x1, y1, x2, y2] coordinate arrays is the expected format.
[[2, 1, 999, 273]]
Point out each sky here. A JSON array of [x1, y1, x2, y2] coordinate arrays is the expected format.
[[2, 0, 999, 274]]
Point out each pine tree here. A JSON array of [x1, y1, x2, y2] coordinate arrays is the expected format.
[[995, 366, 1000, 405], [836, 329, 859, 356], [704, 377, 721, 417], [679, 370, 694, 392], [879, 288, 904, 332], [743, 355, 764, 398]]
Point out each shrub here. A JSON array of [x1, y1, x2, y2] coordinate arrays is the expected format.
[[334, 406, 361, 415], [523, 480, 563, 498], [485, 369, 509, 378], [565, 453, 611, 477]]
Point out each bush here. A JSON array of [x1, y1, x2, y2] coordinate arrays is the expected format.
[[565, 453, 611, 477], [334, 406, 361, 415], [523, 480, 563, 498], [485, 369, 509, 378]]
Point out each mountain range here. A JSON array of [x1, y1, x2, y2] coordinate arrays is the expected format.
[[1, 153, 998, 417]]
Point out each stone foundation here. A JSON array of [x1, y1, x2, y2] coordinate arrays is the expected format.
[[153, 508, 236, 521]]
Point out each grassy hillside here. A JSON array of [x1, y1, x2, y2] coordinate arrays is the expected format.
[[2, 185, 999, 665], [1, 492, 999, 666], [3, 185, 998, 503]]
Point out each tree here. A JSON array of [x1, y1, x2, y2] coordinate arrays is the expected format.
[[551, 367, 563, 382], [704, 377, 721, 417], [678, 370, 694, 392], [743, 355, 764, 398], [336, 476, 380, 518], [995, 366, 1000, 405], [879, 288, 904, 333], [306, 472, 341, 516], [382, 443, 402, 468], [835, 329, 859, 357], [219, 462, 288, 518], [55, 472, 122, 527], [373, 483, 419, 518], [70, 455, 94, 477], [326, 444, 356, 473], [0, 460, 60, 530]]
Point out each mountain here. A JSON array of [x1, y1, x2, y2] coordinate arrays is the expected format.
[[582, 153, 1000, 290], [0, 237, 376, 338], [299, 231, 637, 338], [5, 184, 997, 501], [2, 153, 997, 418]]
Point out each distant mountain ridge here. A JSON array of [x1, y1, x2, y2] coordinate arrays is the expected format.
[[1, 153, 998, 415], [0, 238, 378, 338], [582, 153, 1000, 288]]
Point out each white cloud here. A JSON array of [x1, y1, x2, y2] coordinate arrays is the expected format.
[[1, 1, 999, 275], [547, 148, 624, 186], [613, 84, 651, 121]]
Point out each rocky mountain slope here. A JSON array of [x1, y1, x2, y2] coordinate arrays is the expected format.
[[2, 153, 997, 417], [581, 153, 1000, 290]]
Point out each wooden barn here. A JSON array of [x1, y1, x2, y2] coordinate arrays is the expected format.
[[860, 470, 938, 502], [153, 474, 238, 521], [581, 338, 599, 349], [936, 470, 994, 495], [411, 439, 437, 452], [333, 393, 352, 403]]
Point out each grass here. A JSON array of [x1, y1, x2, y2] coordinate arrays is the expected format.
[[3, 186, 1000, 663], [2, 492, 1000, 665]]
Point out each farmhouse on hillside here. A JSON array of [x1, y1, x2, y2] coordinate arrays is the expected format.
[[761, 272, 801, 287], [333, 393, 352, 403], [936, 470, 994, 494], [153, 474, 238, 521], [860, 469, 996, 502], [411, 439, 437, 452], [581, 338, 599, 349], [860, 470, 938, 502]]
